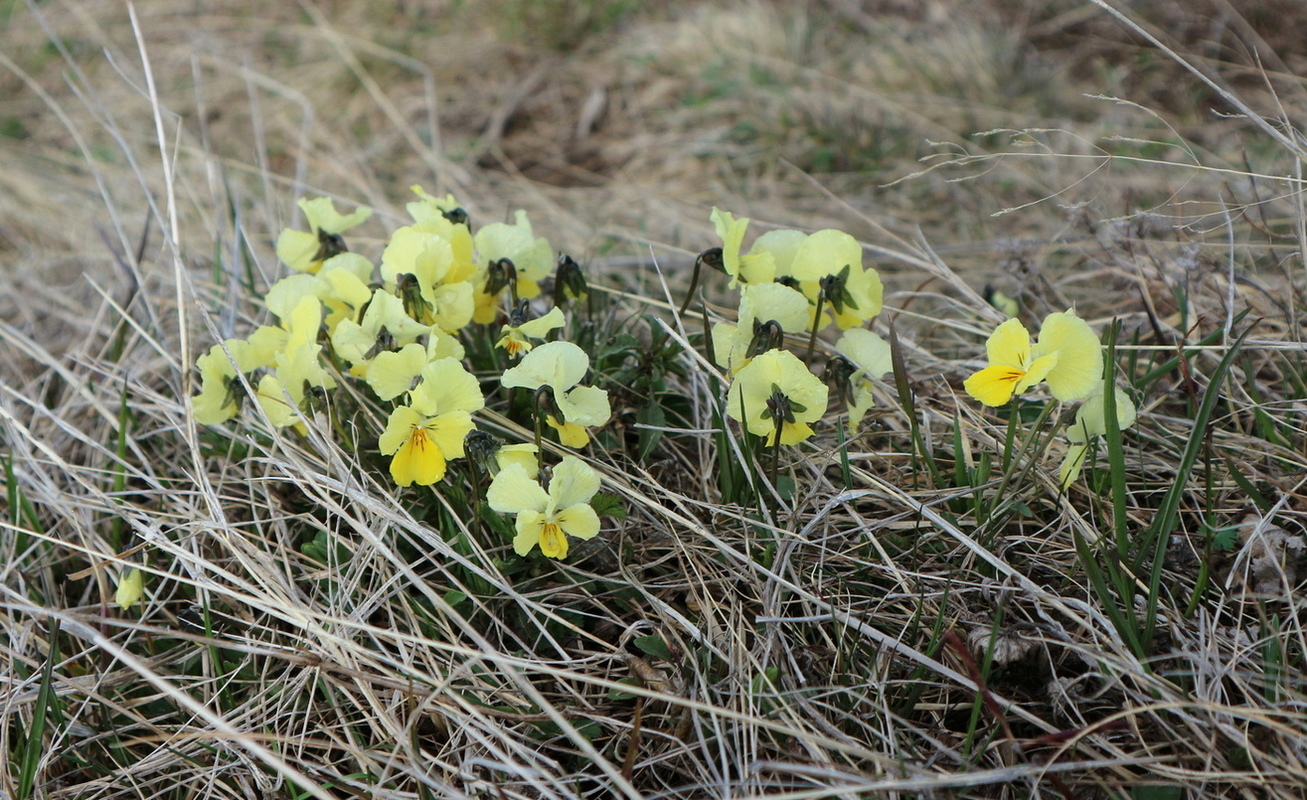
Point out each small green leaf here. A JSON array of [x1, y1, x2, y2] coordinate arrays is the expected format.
[[590, 492, 626, 520], [634, 635, 673, 662], [606, 677, 640, 701]]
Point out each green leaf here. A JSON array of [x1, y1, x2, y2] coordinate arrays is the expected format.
[[590, 492, 627, 520], [606, 677, 640, 701], [634, 635, 673, 662], [636, 402, 665, 461]]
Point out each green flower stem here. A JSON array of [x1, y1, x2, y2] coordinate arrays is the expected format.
[[804, 296, 824, 366], [677, 256, 703, 318]]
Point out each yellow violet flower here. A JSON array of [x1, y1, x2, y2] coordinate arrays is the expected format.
[[1059, 386, 1137, 488], [471, 211, 554, 322], [246, 294, 324, 369], [711, 282, 810, 374], [275, 196, 372, 274], [115, 568, 145, 610], [379, 358, 484, 486], [192, 340, 257, 425], [495, 443, 540, 479], [497, 306, 566, 358], [835, 328, 892, 428], [728, 348, 829, 446], [330, 289, 429, 375], [500, 341, 611, 448], [254, 342, 337, 429], [784, 229, 883, 331], [964, 311, 1102, 407], [710, 207, 776, 287], [487, 456, 601, 559]]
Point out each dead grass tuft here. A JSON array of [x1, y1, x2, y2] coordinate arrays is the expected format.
[[2, 1, 1306, 798]]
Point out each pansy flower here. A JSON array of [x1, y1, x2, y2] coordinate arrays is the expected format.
[[833, 328, 892, 428], [500, 341, 610, 447], [712, 283, 810, 374], [487, 456, 601, 559], [497, 306, 566, 358], [727, 348, 829, 446], [964, 311, 1102, 407], [379, 358, 484, 486], [710, 207, 776, 287], [1059, 385, 1137, 488], [192, 340, 258, 425], [275, 196, 372, 274]]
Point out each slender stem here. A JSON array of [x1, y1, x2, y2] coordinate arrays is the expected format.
[[771, 419, 783, 493], [468, 458, 483, 536], [677, 256, 702, 318], [805, 296, 824, 366]]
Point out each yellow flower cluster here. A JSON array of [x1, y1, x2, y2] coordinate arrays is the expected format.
[[192, 189, 613, 558], [702, 208, 892, 446]]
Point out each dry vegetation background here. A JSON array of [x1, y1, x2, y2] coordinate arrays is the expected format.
[[2, 0, 1307, 798]]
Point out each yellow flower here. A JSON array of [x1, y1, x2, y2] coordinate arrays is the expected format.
[[1059, 386, 1138, 488], [497, 306, 566, 358], [784, 229, 883, 331], [115, 568, 145, 610], [727, 349, 829, 446], [471, 211, 554, 322], [495, 443, 540, 479], [710, 207, 776, 287], [275, 196, 372, 274], [192, 340, 257, 425], [330, 289, 429, 375], [244, 293, 325, 370], [254, 342, 338, 429], [711, 283, 810, 374], [378, 359, 484, 486], [501, 341, 610, 448], [487, 456, 601, 559], [834, 328, 892, 428], [963, 311, 1102, 407]]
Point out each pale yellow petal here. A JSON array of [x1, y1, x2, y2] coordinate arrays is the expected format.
[[549, 456, 601, 510], [367, 343, 428, 401], [1035, 310, 1103, 402], [379, 405, 423, 456], [488, 464, 550, 514], [411, 358, 484, 416], [512, 510, 545, 556], [556, 503, 600, 541], [556, 385, 610, 427]]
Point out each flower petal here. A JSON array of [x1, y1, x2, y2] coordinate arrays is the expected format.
[[501, 340, 589, 391], [556, 503, 600, 541], [984, 317, 1032, 370], [1035, 310, 1103, 402], [964, 364, 1024, 407], [488, 464, 550, 515], [512, 510, 545, 556], [549, 456, 600, 510], [379, 405, 423, 456], [411, 358, 485, 416]]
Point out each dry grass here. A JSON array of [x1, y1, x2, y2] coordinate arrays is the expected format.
[[2, 1, 1306, 798]]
